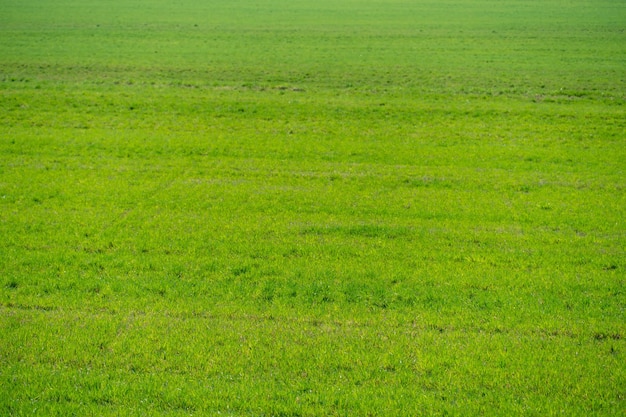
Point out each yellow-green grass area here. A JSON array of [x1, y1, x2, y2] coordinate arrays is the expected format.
[[1, 0, 624, 415]]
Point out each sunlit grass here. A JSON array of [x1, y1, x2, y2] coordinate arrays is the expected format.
[[1, 0, 625, 415]]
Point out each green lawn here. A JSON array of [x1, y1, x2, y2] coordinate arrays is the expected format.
[[1, 0, 625, 415]]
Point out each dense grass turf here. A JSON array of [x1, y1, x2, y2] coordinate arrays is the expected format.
[[1, 0, 625, 415]]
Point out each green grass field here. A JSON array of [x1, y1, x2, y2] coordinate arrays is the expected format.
[[1, 0, 625, 415]]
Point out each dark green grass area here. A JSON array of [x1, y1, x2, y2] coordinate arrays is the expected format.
[[1, 0, 625, 415]]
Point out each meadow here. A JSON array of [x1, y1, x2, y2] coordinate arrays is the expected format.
[[1, 0, 625, 415]]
